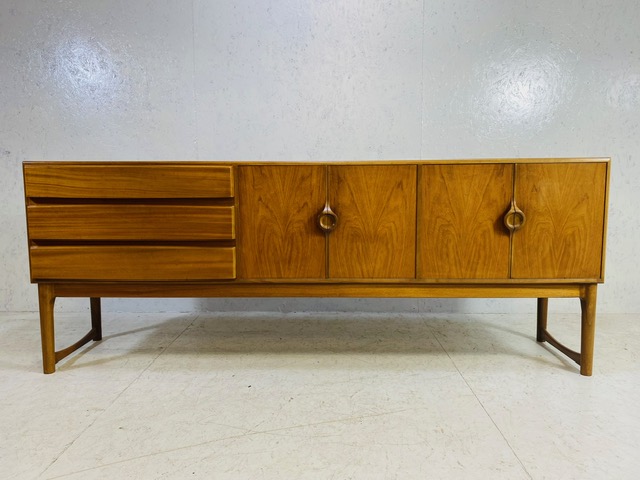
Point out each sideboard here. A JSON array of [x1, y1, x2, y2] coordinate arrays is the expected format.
[[23, 158, 610, 375]]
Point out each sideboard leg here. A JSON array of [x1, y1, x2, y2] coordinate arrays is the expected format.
[[90, 297, 102, 341], [579, 284, 597, 376], [38, 284, 56, 374], [536, 298, 548, 342]]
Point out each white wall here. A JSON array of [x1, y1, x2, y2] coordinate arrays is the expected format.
[[1, 1, 638, 314]]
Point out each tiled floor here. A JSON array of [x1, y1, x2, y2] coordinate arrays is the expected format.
[[1, 310, 639, 479]]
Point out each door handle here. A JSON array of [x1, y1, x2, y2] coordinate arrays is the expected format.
[[504, 200, 526, 232], [318, 202, 338, 233]]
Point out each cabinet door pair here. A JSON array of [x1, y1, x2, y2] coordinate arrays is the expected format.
[[237, 163, 607, 281], [237, 165, 416, 279], [419, 163, 607, 280]]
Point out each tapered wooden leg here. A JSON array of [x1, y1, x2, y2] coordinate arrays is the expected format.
[[38, 284, 56, 374], [90, 297, 102, 341], [579, 284, 597, 376], [536, 298, 548, 342]]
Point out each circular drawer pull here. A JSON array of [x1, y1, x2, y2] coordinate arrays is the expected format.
[[318, 203, 338, 232], [504, 201, 526, 232]]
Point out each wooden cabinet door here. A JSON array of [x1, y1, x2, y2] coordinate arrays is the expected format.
[[512, 162, 607, 279], [237, 165, 326, 279], [328, 165, 416, 279], [417, 164, 512, 279]]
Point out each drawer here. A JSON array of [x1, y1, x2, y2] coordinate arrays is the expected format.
[[24, 163, 234, 199], [27, 204, 235, 241], [30, 246, 236, 281]]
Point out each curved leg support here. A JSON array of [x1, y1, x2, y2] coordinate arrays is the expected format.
[[535, 286, 597, 376], [37, 288, 104, 374]]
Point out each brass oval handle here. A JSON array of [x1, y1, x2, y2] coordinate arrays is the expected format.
[[318, 203, 338, 233], [504, 201, 526, 232]]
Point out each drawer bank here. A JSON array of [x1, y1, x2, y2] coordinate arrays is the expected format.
[[23, 159, 610, 375]]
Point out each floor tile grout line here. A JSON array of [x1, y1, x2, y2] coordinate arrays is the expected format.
[[42, 407, 421, 479], [431, 330, 533, 480], [37, 314, 200, 480], [133, 312, 200, 376]]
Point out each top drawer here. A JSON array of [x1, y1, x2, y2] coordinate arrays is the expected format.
[[23, 163, 234, 199]]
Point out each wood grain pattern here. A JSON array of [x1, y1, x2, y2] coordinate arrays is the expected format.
[[512, 163, 607, 279], [328, 165, 416, 279], [24, 164, 234, 198], [30, 246, 236, 281], [27, 204, 235, 240], [237, 165, 326, 279], [418, 164, 512, 279]]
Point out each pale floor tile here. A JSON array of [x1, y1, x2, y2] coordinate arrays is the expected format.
[[44, 413, 528, 480], [432, 313, 640, 479], [0, 311, 639, 479], [0, 312, 197, 480]]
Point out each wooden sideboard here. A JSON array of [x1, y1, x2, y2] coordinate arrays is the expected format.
[[23, 159, 610, 375]]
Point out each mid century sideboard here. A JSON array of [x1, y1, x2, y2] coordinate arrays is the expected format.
[[23, 158, 610, 375]]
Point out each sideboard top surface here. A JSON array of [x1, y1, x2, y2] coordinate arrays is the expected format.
[[22, 157, 611, 167]]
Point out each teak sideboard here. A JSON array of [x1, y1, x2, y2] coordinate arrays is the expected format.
[[22, 159, 610, 375]]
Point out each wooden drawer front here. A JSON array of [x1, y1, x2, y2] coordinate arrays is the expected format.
[[24, 164, 234, 198], [30, 246, 236, 281], [27, 205, 235, 241]]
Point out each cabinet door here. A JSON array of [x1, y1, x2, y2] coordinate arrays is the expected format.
[[512, 163, 607, 279], [237, 165, 326, 279], [418, 164, 512, 279], [328, 165, 416, 279]]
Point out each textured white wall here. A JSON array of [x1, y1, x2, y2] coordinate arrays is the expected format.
[[1, 1, 638, 313]]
